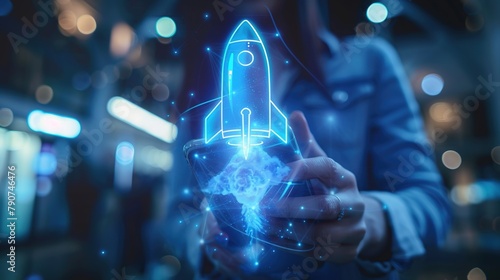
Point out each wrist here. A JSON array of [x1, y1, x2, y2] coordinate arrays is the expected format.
[[358, 195, 391, 260]]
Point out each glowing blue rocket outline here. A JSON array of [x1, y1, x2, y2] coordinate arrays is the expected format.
[[204, 20, 288, 158]]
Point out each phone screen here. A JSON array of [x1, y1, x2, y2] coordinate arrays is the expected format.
[[183, 128, 315, 251]]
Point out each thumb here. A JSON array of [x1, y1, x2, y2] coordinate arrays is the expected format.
[[289, 111, 326, 158]]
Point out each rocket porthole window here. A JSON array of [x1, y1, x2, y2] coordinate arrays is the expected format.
[[237, 50, 254, 66]]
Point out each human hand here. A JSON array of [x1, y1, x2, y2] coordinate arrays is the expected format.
[[262, 111, 367, 263], [199, 199, 263, 278]]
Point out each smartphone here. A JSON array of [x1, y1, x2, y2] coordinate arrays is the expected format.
[[183, 127, 315, 251]]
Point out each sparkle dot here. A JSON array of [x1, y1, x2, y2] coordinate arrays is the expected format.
[[300, 206, 304, 210], [275, 33, 279, 37], [206, 47, 211, 51], [206, 206, 211, 211], [183, 188, 189, 194], [289, 223, 292, 227], [255, 262, 259, 266], [298, 242, 302, 247], [200, 239, 205, 244], [285, 60, 289, 64], [190, 92, 194, 96], [101, 250, 105, 255]]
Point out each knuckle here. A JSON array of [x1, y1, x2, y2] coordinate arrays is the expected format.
[[320, 196, 338, 217]]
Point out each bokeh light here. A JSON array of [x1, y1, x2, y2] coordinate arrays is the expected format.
[[116, 142, 135, 165], [58, 10, 77, 33], [77, 14, 97, 35], [36, 152, 58, 175], [429, 102, 453, 122], [35, 85, 54, 104], [366, 3, 388, 23], [491, 146, 500, 165], [152, 83, 170, 102], [0, 107, 14, 127], [467, 267, 486, 280], [0, 0, 13, 16], [36, 176, 53, 197], [110, 23, 134, 57], [442, 150, 462, 170], [156, 17, 176, 38], [421, 73, 444, 96]]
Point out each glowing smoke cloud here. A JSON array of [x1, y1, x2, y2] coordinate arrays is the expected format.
[[203, 146, 289, 237]]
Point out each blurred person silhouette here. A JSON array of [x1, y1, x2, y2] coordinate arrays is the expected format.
[[163, 0, 451, 279]]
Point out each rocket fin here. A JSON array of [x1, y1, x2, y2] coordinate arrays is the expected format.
[[270, 101, 287, 143], [204, 101, 222, 143]]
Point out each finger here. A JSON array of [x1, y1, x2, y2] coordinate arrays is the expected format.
[[267, 218, 364, 244], [262, 194, 342, 220], [317, 245, 359, 263], [286, 157, 356, 188], [289, 111, 326, 158], [204, 244, 242, 272]]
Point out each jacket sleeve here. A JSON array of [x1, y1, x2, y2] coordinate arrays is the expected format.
[[359, 38, 452, 272]]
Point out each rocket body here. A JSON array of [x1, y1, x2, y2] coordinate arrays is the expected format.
[[205, 20, 287, 157]]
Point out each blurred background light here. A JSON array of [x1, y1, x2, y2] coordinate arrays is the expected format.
[[152, 83, 170, 101], [115, 141, 135, 191], [36, 176, 53, 197], [491, 146, 500, 165], [27, 110, 81, 138], [7, 130, 29, 150], [107, 97, 178, 143], [0, 107, 14, 127], [442, 150, 462, 170], [58, 10, 77, 34], [110, 23, 135, 57], [366, 2, 388, 23], [0, 0, 13, 16], [76, 14, 97, 35], [421, 73, 444, 96], [116, 142, 135, 165], [35, 85, 54, 104], [36, 152, 58, 175], [141, 145, 173, 171], [156, 17, 176, 38], [429, 102, 453, 122]]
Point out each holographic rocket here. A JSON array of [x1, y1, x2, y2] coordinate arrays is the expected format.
[[204, 20, 287, 159]]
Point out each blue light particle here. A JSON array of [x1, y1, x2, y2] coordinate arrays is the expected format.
[[421, 73, 444, 96], [206, 47, 211, 51], [300, 206, 304, 210]]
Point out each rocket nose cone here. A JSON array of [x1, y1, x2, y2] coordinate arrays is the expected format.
[[229, 20, 262, 43]]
